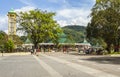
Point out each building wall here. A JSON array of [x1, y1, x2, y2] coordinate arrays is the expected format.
[[8, 13, 16, 35]]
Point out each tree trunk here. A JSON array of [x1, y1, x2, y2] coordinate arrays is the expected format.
[[34, 43, 38, 49], [33, 42, 38, 54], [114, 38, 119, 52], [106, 44, 111, 54], [114, 45, 119, 52]]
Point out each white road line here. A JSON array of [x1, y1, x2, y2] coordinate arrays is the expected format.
[[33, 55, 63, 77], [77, 60, 84, 63], [40, 53, 119, 77]]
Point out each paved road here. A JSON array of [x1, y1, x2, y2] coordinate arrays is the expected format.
[[0, 52, 119, 77]]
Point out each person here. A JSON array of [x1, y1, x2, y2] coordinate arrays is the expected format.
[[78, 47, 81, 53], [96, 49, 102, 55], [63, 47, 66, 53], [31, 49, 34, 55], [85, 49, 89, 54], [34, 49, 36, 55], [36, 48, 40, 56]]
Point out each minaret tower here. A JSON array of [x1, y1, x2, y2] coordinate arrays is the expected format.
[[7, 8, 17, 35]]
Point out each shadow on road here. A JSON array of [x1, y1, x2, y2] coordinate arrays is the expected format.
[[81, 56, 120, 65], [67, 52, 120, 65]]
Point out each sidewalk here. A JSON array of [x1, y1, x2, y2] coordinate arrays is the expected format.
[[110, 54, 120, 57], [0, 52, 31, 57]]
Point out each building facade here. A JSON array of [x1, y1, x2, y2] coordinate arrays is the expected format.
[[7, 9, 17, 35]]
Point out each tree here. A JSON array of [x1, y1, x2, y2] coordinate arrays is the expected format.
[[87, 0, 120, 53], [0, 31, 8, 52], [0, 31, 8, 44], [18, 9, 62, 49], [20, 36, 27, 42], [4, 40, 15, 52], [12, 35, 23, 46]]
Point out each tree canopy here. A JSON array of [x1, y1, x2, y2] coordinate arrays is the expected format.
[[0, 31, 8, 45], [0, 31, 8, 51], [87, 0, 120, 52], [18, 9, 62, 48], [4, 39, 15, 52], [0, 31, 17, 52]]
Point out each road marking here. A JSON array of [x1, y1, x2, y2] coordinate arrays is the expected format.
[[40, 53, 119, 77], [77, 60, 84, 63], [33, 55, 63, 77]]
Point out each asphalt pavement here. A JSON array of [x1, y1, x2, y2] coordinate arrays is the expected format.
[[0, 52, 119, 77]]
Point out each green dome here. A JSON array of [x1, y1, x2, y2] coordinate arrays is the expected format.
[[8, 8, 16, 14], [25, 38, 32, 44], [81, 38, 91, 46], [10, 8, 14, 12]]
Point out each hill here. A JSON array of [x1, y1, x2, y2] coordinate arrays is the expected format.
[[63, 25, 86, 32], [62, 25, 86, 43]]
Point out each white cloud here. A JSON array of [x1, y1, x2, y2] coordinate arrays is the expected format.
[[4, 29, 8, 34], [15, 6, 35, 13], [91, 0, 96, 5], [56, 8, 91, 27], [57, 20, 68, 27], [0, 15, 7, 31], [18, 0, 36, 7], [47, 0, 69, 8], [92, 0, 96, 2]]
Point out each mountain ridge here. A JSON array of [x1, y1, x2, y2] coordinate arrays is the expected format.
[[62, 25, 86, 43]]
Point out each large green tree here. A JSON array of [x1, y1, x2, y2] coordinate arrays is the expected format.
[[20, 36, 27, 42], [0, 31, 8, 52], [0, 31, 8, 45], [87, 0, 120, 52], [4, 39, 15, 52], [13, 35, 23, 47], [18, 9, 62, 49]]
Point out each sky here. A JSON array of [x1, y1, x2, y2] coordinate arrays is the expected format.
[[0, 0, 95, 34]]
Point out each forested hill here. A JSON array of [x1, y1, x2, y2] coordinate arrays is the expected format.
[[62, 25, 86, 32], [62, 25, 86, 43]]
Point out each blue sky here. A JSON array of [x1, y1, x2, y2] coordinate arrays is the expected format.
[[0, 0, 95, 34]]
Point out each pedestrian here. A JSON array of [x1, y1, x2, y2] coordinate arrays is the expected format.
[[31, 49, 34, 55]]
